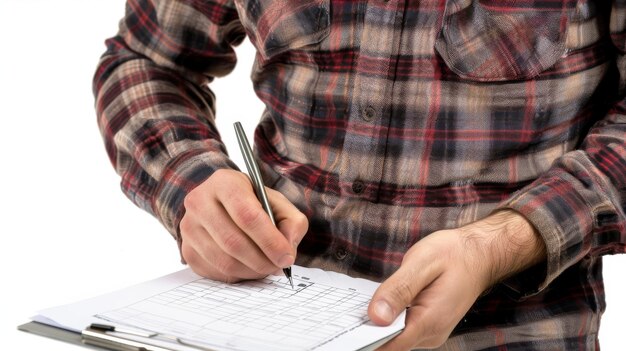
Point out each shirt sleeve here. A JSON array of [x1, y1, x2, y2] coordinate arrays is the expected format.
[[93, 0, 246, 249], [496, 0, 626, 298]]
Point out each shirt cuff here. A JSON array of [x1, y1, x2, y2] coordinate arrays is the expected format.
[[495, 174, 595, 300], [152, 150, 239, 259]]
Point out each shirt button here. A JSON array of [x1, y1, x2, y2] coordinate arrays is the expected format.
[[335, 247, 348, 260], [363, 106, 376, 121], [352, 180, 365, 194]]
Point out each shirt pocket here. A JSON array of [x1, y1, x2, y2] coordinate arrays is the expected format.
[[434, 0, 578, 81], [234, 0, 331, 60]]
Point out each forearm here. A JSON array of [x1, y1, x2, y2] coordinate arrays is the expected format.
[[459, 210, 547, 292], [93, 0, 245, 237], [96, 54, 237, 233], [492, 70, 626, 298]]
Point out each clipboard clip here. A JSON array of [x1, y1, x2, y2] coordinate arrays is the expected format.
[[81, 324, 215, 351]]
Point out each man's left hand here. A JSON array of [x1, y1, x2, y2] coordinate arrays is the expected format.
[[367, 210, 546, 350]]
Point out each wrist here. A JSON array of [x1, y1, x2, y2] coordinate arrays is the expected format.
[[459, 210, 547, 290]]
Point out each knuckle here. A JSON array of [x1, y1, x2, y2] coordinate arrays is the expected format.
[[179, 216, 194, 237], [294, 213, 309, 233], [215, 256, 239, 276], [183, 192, 200, 213], [210, 170, 237, 195], [221, 233, 244, 255], [388, 280, 416, 306], [237, 205, 266, 229], [211, 169, 229, 182], [258, 236, 283, 255]]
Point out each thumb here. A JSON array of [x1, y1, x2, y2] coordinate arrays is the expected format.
[[368, 263, 434, 326]]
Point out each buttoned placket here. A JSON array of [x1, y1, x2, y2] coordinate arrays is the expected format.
[[339, 0, 405, 199], [330, 0, 407, 269]]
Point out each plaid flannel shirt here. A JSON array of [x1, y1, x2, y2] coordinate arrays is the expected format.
[[94, 0, 626, 349]]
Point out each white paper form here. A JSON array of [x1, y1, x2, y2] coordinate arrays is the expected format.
[[34, 266, 405, 351]]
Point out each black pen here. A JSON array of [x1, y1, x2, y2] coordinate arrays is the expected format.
[[234, 122, 294, 289]]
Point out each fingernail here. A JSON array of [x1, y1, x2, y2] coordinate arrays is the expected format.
[[374, 300, 394, 324], [278, 254, 294, 268]]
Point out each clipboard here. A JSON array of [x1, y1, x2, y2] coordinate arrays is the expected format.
[[18, 321, 188, 351], [18, 320, 401, 351], [18, 321, 203, 351], [19, 266, 405, 351], [18, 321, 105, 350]]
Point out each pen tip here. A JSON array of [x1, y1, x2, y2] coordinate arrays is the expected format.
[[289, 276, 294, 289]]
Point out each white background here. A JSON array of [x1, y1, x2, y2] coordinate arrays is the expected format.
[[0, 1, 623, 350]]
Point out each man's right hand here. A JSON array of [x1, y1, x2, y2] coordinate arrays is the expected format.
[[180, 169, 309, 282]]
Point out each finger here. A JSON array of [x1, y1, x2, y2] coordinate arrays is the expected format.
[[217, 182, 295, 269], [184, 239, 267, 282], [185, 246, 259, 283], [375, 305, 432, 351], [266, 188, 308, 249], [204, 202, 278, 275], [182, 242, 236, 282], [181, 219, 267, 281], [368, 257, 440, 326]]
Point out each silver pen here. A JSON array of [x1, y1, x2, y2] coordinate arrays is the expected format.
[[233, 122, 294, 289]]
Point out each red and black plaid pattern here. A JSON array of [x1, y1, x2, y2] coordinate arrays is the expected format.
[[94, 1, 626, 349]]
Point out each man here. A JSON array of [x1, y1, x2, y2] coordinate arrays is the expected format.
[[94, 0, 625, 349]]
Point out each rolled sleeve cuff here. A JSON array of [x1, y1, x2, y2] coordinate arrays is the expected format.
[[152, 150, 239, 260], [495, 175, 594, 300]]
